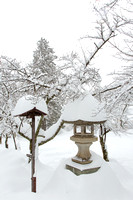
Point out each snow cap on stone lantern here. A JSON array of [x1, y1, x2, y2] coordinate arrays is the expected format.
[[62, 93, 106, 123]]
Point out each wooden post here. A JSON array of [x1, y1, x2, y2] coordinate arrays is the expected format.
[[31, 115, 36, 193], [14, 106, 47, 193]]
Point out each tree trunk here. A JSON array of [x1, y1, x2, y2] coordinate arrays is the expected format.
[[99, 124, 109, 162], [39, 120, 65, 146], [5, 135, 9, 149], [0, 135, 2, 144], [12, 133, 17, 150]]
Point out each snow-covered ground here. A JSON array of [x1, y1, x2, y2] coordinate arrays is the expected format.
[[0, 130, 133, 200]]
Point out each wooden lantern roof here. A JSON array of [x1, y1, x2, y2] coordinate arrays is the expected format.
[[13, 95, 48, 118], [14, 107, 47, 118]]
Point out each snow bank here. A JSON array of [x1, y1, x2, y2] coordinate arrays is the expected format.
[[43, 152, 131, 200], [0, 147, 29, 195], [12, 95, 48, 116], [0, 147, 53, 199], [0, 132, 133, 200]]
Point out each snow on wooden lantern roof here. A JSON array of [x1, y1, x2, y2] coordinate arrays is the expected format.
[[12, 95, 48, 117], [61, 93, 107, 124]]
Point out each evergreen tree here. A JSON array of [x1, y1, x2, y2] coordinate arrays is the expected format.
[[32, 38, 57, 83], [29, 38, 61, 128]]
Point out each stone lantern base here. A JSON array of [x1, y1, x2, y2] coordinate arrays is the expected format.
[[65, 152, 101, 176], [66, 163, 100, 176], [66, 135, 100, 175]]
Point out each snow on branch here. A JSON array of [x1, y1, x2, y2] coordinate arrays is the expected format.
[[81, 1, 131, 67]]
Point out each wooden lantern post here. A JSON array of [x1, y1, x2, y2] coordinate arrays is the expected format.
[[15, 107, 47, 193], [31, 114, 36, 193]]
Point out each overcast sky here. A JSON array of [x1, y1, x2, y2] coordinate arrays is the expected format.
[[0, 0, 95, 62], [0, 0, 123, 85]]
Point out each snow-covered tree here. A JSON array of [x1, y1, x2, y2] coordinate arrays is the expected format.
[[32, 38, 57, 78], [27, 38, 102, 127], [93, 0, 133, 133], [74, 0, 133, 160], [97, 65, 133, 133], [0, 57, 21, 149], [80, 0, 131, 68], [59, 52, 101, 101], [28, 38, 62, 127]]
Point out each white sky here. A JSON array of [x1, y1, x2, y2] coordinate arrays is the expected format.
[[0, 0, 94, 62], [0, 0, 123, 85]]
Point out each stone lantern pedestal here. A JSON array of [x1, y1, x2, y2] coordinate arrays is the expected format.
[[66, 134, 100, 176], [70, 135, 98, 164]]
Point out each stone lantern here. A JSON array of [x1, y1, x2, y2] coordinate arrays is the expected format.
[[62, 94, 107, 175]]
